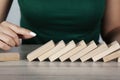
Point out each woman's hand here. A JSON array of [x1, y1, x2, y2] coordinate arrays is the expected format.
[[0, 21, 36, 50], [103, 27, 120, 44]]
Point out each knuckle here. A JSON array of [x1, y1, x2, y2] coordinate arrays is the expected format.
[[21, 27, 29, 32], [21, 29, 26, 33], [8, 38, 15, 46], [16, 27, 20, 30], [0, 43, 10, 50], [6, 38, 13, 43], [12, 35, 18, 39], [14, 26, 20, 32]]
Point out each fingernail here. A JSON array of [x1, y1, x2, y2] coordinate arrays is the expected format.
[[30, 32, 37, 36]]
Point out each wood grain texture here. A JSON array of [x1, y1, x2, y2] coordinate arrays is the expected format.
[[59, 40, 87, 62], [0, 60, 120, 80], [92, 41, 120, 62], [27, 40, 55, 62], [70, 41, 97, 62], [81, 42, 108, 62], [38, 40, 66, 61], [49, 40, 76, 62], [103, 49, 120, 62], [0, 52, 20, 61]]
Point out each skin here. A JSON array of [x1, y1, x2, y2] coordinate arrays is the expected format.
[[0, 0, 36, 50], [102, 0, 120, 37], [0, 0, 120, 50]]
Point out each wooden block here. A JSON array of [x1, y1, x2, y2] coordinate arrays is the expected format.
[[38, 40, 66, 61], [103, 49, 120, 62], [49, 40, 76, 62], [118, 57, 120, 62], [70, 40, 97, 62], [92, 41, 120, 62], [27, 40, 55, 62], [80, 42, 108, 62], [59, 40, 87, 62], [0, 52, 20, 61]]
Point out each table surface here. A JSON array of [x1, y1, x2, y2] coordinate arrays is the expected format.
[[0, 45, 120, 80]]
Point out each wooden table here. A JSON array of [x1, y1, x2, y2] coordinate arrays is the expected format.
[[0, 45, 120, 80]]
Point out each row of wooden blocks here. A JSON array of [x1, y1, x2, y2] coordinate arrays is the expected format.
[[27, 40, 120, 62]]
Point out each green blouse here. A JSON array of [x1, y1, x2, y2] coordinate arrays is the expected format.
[[18, 0, 105, 44]]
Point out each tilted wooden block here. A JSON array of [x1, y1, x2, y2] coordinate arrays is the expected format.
[[59, 40, 87, 62], [49, 40, 76, 62], [92, 41, 120, 62], [103, 49, 120, 62], [27, 40, 55, 62], [0, 52, 20, 61], [70, 41, 97, 62], [80, 42, 108, 62], [38, 40, 66, 62]]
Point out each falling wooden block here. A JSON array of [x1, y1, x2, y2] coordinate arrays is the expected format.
[[92, 41, 120, 62], [70, 41, 97, 62], [27, 40, 55, 62], [59, 40, 87, 62], [0, 52, 20, 61], [103, 49, 120, 62], [49, 40, 76, 62], [38, 40, 66, 62], [80, 42, 108, 62]]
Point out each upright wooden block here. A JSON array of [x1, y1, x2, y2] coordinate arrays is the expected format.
[[49, 40, 76, 62], [38, 40, 66, 62], [103, 49, 120, 62], [70, 41, 97, 62], [92, 41, 120, 62], [27, 40, 55, 62], [80, 42, 108, 62], [118, 57, 120, 62], [0, 52, 20, 61], [59, 40, 87, 62]]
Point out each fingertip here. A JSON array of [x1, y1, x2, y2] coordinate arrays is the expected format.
[[29, 32, 37, 37]]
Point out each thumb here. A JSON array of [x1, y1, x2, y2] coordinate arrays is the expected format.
[[1, 21, 36, 39]]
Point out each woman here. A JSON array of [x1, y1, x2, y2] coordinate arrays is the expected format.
[[0, 0, 120, 50]]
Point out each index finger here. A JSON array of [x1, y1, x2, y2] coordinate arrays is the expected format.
[[1, 21, 36, 39]]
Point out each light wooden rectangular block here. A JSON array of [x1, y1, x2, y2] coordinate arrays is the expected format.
[[49, 40, 76, 62], [0, 52, 20, 61], [70, 41, 97, 62], [92, 41, 120, 62], [59, 40, 87, 62], [103, 49, 120, 62], [27, 40, 55, 62], [38, 40, 66, 61], [118, 57, 120, 62], [80, 42, 108, 62]]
